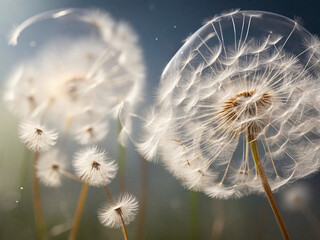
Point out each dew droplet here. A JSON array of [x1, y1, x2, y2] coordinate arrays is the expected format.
[[20, 187, 24, 190], [16, 200, 19, 203], [155, 37, 158, 41]]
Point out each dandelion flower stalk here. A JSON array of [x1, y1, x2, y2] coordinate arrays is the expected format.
[[248, 131, 290, 240], [69, 183, 89, 240], [99, 191, 138, 240], [33, 150, 47, 240], [118, 209, 129, 240], [189, 191, 198, 240], [136, 157, 149, 240], [118, 120, 126, 192], [104, 187, 129, 240]]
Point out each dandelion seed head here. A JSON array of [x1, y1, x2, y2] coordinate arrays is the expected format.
[[98, 193, 138, 228], [73, 146, 118, 186], [36, 148, 66, 187], [140, 10, 320, 198], [19, 121, 58, 152], [4, 8, 145, 146], [73, 121, 109, 145]]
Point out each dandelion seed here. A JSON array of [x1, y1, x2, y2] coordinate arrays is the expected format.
[[36, 149, 66, 187], [73, 146, 118, 187], [98, 193, 138, 228], [19, 121, 58, 152]]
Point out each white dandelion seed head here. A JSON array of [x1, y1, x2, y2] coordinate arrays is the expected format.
[[36, 148, 66, 187], [4, 8, 145, 146], [19, 121, 58, 152], [72, 120, 109, 145], [98, 193, 139, 228], [140, 10, 320, 198], [73, 146, 118, 187]]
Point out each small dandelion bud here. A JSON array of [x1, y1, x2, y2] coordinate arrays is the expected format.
[[98, 193, 138, 228], [36, 149, 66, 187], [18, 121, 58, 152], [73, 146, 118, 187]]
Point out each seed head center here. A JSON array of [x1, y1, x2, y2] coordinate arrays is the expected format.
[[91, 161, 101, 170], [218, 89, 273, 134]]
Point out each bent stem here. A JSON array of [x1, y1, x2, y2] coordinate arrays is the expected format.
[[118, 120, 126, 192], [33, 150, 47, 240], [136, 157, 149, 240], [248, 132, 291, 240], [190, 191, 198, 240], [104, 186, 129, 240], [69, 183, 89, 240], [117, 208, 129, 240]]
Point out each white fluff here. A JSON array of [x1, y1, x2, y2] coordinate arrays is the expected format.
[[98, 193, 138, 228], [73, 146, 118, 187]]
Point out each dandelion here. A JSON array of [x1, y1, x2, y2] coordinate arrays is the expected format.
[[4, 8, 145, 146], [98, 193, 138, 240], [98, 193, 138, 228], [19, 121, 58, 152], [73, 146, 118, 187], [18, 120, 58, 239], [36, 149, 66, 187], [140, 10, 320, 239], [73, 121, 109, 145]]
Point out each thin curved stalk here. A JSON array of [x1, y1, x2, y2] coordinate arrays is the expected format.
[[33, 150, 47, 239], [248, 132, 291, 240], [136, 157, 149, 240], [117, 209, 129, 240], [118, 120, 126, 192], [60, 170, 81, 182], [103, 186, 129, 240], [69, 183, 89, 240], [189, 191, 198, 240]]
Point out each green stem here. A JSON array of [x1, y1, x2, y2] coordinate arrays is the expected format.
[[248, 132, 291, 240], [118, 119, 126, 192], [136, 157, 149, 240], [189, 191, 198, 240], [69, 183, 89, 240], [33, 151, 47, 240]]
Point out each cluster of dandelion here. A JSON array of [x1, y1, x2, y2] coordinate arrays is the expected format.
[[139, 9, 320, 240], [4, 7, 320, 240], [3, 8, 145, 240]]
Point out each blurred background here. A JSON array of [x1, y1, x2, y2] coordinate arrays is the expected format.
[[0, 0, 320, 239]]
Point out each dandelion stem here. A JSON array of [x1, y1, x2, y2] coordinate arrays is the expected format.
[[118, 119, 126, 192], [103, 187, 129, 240], [69, 183, 89, 240], [116, 208, 129, 240], [60, 170, 81, 182], [190, 191, 198, 240], [248, 132, 291, 240], [103, 186, 114, 203], [33, 150, 47, 240], [136, 157, 149, 240]]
